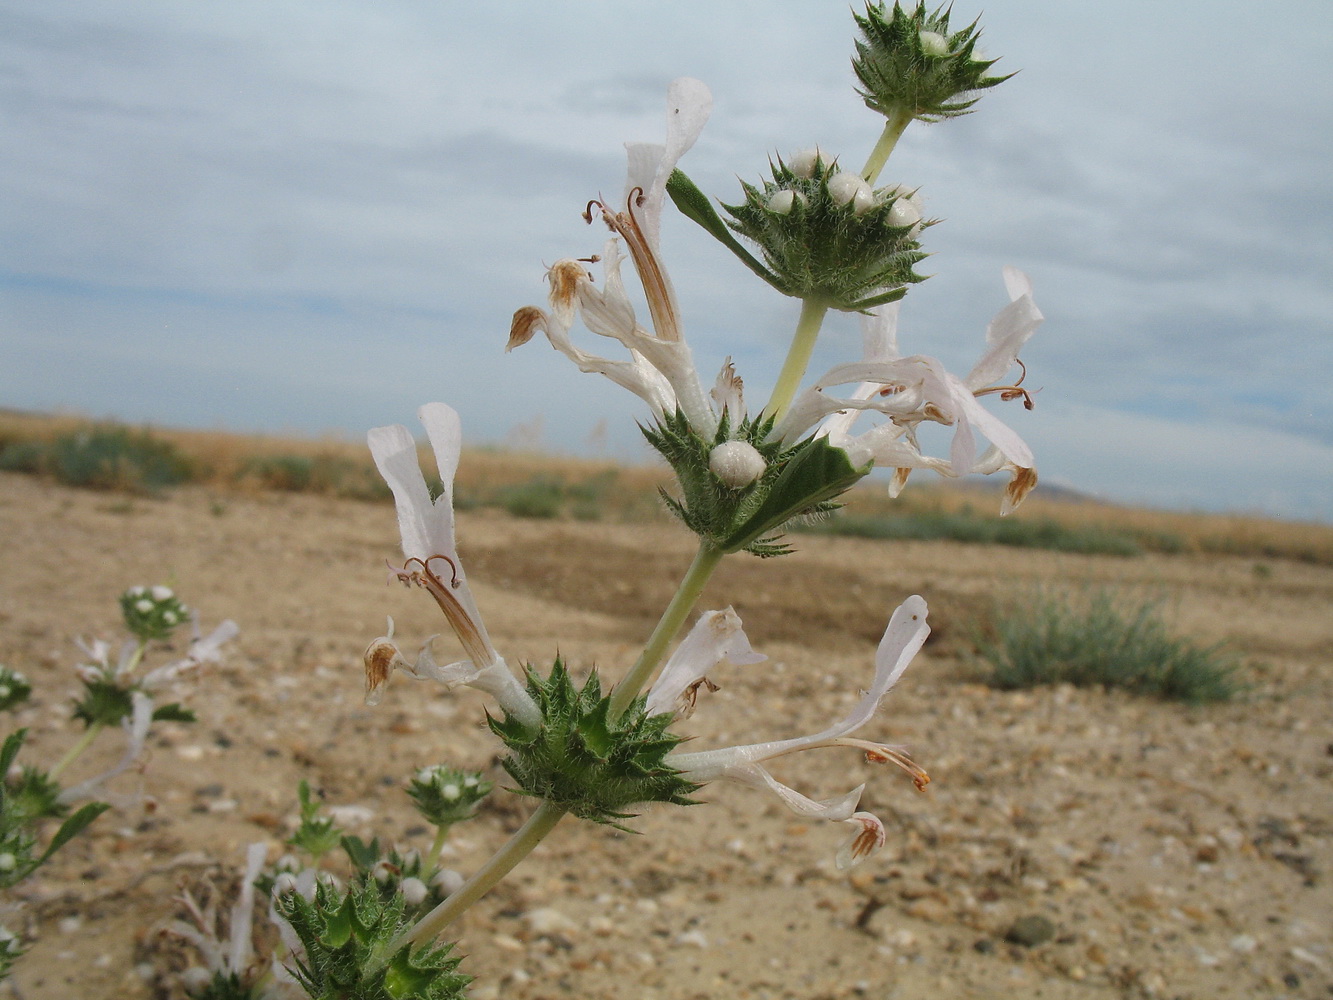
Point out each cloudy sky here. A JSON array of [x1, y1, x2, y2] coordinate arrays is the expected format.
[[3, 1, 1331, 520]]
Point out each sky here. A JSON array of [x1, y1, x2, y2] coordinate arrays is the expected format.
[[2, 1, 1332, 521]]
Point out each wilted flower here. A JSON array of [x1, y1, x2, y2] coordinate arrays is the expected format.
[[659, 597, 930, 869], [365, 402, 539, 727]]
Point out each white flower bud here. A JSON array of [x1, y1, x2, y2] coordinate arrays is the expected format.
[[766, 189, 805, 215], [135, 599, 154, 613], [127, 586, 146, 597], [828, 171, 874, 215], [162, 611, 178, 625], [273, 872, 299, 896], [151, 586, 174, 602], [431, 868, 466, 896], [919, 30, 948, 56], [788, 147, 823, 178], [887, 198, 922, 228], [0, 853, 16, 872], [372, 860, 395, 884], [441, 782, 461, 801], [709, 441, 767, 489], [400, 877, 429, 907]]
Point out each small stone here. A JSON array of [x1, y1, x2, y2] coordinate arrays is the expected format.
[[1004, 914, 1056, 948], [524, 907, 578, 937]]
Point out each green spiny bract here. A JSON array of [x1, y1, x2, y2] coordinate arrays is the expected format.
[[341, 837, 447, 919], [0, 667, 32, 712], [667, 162, 929, 313], [643, 409, 871, 557], [853, 2, 1011, 122], [274, 873, 469, 1000], [488, 660, 697, 831], [0, 730, 108, 890], [287, 780, 343, 862], [119, 585, 191, 641], [406, 767, 491, 831]]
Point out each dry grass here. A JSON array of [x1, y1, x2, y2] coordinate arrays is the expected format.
[[3, 408, 1330, 563]]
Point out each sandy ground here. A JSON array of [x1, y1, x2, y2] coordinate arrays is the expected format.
[[1, 470, 1331, 999]]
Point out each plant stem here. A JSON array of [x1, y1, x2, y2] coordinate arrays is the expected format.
[[762, 297, 829, 424], [861, 107, 913, 184], [50, 723, 101, 781], [389, 800, 567, 956], [608, 541, 724, 719]]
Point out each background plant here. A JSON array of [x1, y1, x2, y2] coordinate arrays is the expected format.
[[973, 588, 1245, 703]]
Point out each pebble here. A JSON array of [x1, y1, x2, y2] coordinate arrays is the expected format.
[[1004, 914, 1055, 948], [524, 907, 578, 936]]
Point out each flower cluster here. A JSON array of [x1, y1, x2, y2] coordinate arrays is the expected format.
[[511, 78, 1043, 517]]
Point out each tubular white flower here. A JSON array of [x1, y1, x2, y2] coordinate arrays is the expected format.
[[365, 403, 539, 727], [775, 269, 1044, 510], [667, 597, 931, 869], [644, 607, 765, 720], [511, 79, 722, 440]]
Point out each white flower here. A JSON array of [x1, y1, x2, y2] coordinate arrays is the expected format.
[[365, 403, 539, 727], [776, 268, 1044, 513], [644, 607, 766, 721], [162, 842, 267, 984], [662, 597, 930, 869], [509, 78, 722, 439]]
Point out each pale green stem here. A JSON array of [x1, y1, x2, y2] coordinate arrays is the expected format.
[[49, 723, 101, 781], [860, 107, 914, 185], [426, 823, 451, 876], [386, 800, 567, 959], [608, 541, 724, 719], [762, 297, 829, 424]]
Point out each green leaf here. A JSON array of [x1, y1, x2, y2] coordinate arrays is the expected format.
[[720, 435, 870, 553], [666, 169, 784, 290], [151, 702, 196, 723], [37, 802, 109, 867]]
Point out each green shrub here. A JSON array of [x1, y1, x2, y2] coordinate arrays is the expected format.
[[237, 453, 389, 499], [7, 426, 195, 493], [494, 478, 566, 519], [975, 590, 1243, 703], [803, 507, 1142, 556]]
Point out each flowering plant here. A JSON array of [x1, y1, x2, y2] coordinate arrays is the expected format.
[[183, 4, 1046, 998]]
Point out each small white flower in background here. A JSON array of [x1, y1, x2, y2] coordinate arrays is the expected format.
[[163, 842, 267, 988], [660, 597, 930, 869], [364, 402, 540, 727]]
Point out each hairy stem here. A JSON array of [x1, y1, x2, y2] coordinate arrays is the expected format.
[[861, 107, 913, 184], [389, 800, 567, 957], [50, 723, 101, 781], [608, 541, 724, 719], [763, 298, 829, 424]]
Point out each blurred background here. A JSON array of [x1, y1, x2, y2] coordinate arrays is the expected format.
[[2, 0, 1330, 519]]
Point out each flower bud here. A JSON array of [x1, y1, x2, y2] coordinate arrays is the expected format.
[[765, 189, 804, 215], [918, 30, 948, 56], [828, 171, 874, 215], [400, 876, 429, 906], [709, 441, 766, 489], [853, 2, 1011, 123], [787, 147, 823, 178]]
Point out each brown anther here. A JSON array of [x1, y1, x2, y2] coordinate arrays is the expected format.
[[877, 384, 905, 397], [628, 185, 646, 209], [423, 554, 463, 589], [681, 676, 720, 711]]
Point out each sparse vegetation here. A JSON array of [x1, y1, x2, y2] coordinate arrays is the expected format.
[[1, 410, 1330, 563], [800, 506, 1145, 556], [974, 589, 1245, 703]]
